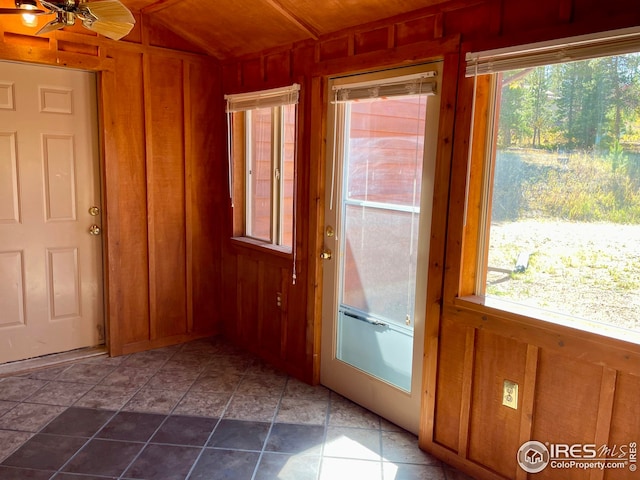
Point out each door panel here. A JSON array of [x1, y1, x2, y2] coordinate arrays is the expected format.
[[0, 60, 103, 364], [321, 63, 442, 433]]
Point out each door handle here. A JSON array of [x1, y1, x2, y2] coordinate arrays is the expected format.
[[89, 225, 101, 235], [320, 249, 332, 260]]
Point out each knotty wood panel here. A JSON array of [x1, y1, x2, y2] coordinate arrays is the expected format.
[[265, 51, 293, 85], [532, 352, 603, 480], [318, 36, 350, 62], [395, 16, 436, 47], [258, 263, 285, 358], [433, 317, 466, 452], [354, 27, 389, 55], [145, 54, 187, 339], [185, 60, 224, 334], [467, 331, 527, 478], [502, 0, 565, 35], [606, 372, 640, 480], [236, 255, 259, 346], [242, 58, 264, 87], [103, 51, 150, 351]]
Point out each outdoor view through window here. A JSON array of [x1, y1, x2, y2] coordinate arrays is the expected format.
[[483, 51, 640, 338]]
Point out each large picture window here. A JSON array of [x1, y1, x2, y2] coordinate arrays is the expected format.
[[466, 30, 640, 341], [226, 85, 298, 249]]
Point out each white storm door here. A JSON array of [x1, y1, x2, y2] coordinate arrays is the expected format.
[[0, 61, 104, 364], [321, 63, 441, 434]]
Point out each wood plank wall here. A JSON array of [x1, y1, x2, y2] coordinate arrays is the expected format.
[[220, 0, 640, 478], [0, 15, 223, 356], [2, 0, 639, 478]]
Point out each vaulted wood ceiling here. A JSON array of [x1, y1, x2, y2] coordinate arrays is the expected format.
[[0, 0, 451, 60], [132, 0, 448, 59]]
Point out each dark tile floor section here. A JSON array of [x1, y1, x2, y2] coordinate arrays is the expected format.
[[0, 337, 473, 480]]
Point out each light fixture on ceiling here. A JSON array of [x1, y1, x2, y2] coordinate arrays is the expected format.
[[15, 0, 38, 27]]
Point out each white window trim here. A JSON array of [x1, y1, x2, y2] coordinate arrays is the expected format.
[[464, 29, 640, 343], [465, 26, 640, 77]]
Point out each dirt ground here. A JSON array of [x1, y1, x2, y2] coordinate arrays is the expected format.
[[486, 219, 640, 334]]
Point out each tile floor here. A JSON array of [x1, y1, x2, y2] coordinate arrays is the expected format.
[[0, 337, 471, 480]]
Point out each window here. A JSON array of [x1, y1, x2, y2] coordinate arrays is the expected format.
[[225, 85, 299, 249], [465, 29, 640, 341]]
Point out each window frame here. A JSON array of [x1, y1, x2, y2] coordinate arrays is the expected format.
[[226, 85, 299, 253], [458, 29, 640, 346]]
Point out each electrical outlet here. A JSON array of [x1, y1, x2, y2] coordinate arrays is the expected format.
[[503, 380, 518, 409]]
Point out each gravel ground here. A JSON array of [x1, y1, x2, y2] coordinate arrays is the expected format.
[[485, 220, 640, 333]]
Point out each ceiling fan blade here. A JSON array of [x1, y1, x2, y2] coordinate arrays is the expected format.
[[0, 7, 45, 14], [36, 17, 66, 34], [82, 17, 133, 40], [82, 0, 134, 24]]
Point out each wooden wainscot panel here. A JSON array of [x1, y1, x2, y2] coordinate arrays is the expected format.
[[184, 59, 224, 335], [354, 26, 390, 55], [222, 62, 242, 89], [3, 32, 49, 49], [502, 0, 566, 35], [467, 330, 528, 478], [531, 349, 603, 480], [318, 35, 351, 62], [236, 255, 259, 347], [265, 50, 293, 85], [57, 40, 99, 57], [442, 2, 498, 41], [433, 316, 468, 452], [103, 51, 150, 353], [241, 57, 264, 87], [395, 16, 436, 47], [605, 372, 640, 480], [258, 264, 287, 361], [572, 0, 640, 24], [285, 268, 309, 380], [145, 54, 187, 339], [291, 42, 315, 77]]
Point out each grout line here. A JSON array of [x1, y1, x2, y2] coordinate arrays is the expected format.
[[249, 373, 290, 480], [183, 348, 253, 480], [1, 338, 457, 480]]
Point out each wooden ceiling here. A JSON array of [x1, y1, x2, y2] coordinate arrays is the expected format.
[[0, 0, 451, 60], [131, 0, 448, 59]]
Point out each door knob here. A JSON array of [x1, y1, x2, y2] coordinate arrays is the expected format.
[[320, 249, 332, 260], [89, 225, 101, 235]]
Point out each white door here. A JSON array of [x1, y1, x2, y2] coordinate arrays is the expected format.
[[321, 63, 441, 434], [0, 60, 103, 364]]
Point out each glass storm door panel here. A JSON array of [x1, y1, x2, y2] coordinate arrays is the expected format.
[[321, 63, 442, 434]]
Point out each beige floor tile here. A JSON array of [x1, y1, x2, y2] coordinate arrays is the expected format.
[[276, 397, 328, 425], [26, 381, 92, 406], [174, 391, 230, 418], [0, 430, 33, 463], [0, 403, 65, 432], [224, 395, 279, 422], [74, 385, 137, 410], [122, 387, 184, 414]]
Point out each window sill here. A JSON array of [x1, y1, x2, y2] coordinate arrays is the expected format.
[[230, 236, 293, 259], [452, 295, 640, 347]]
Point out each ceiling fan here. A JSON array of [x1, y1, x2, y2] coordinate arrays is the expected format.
[[0, 0, 135, 40]]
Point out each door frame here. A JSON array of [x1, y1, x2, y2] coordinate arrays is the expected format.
[[0, 56, 113, 363], [307, 43, 461, 443], [319, 62, 443, 433]]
